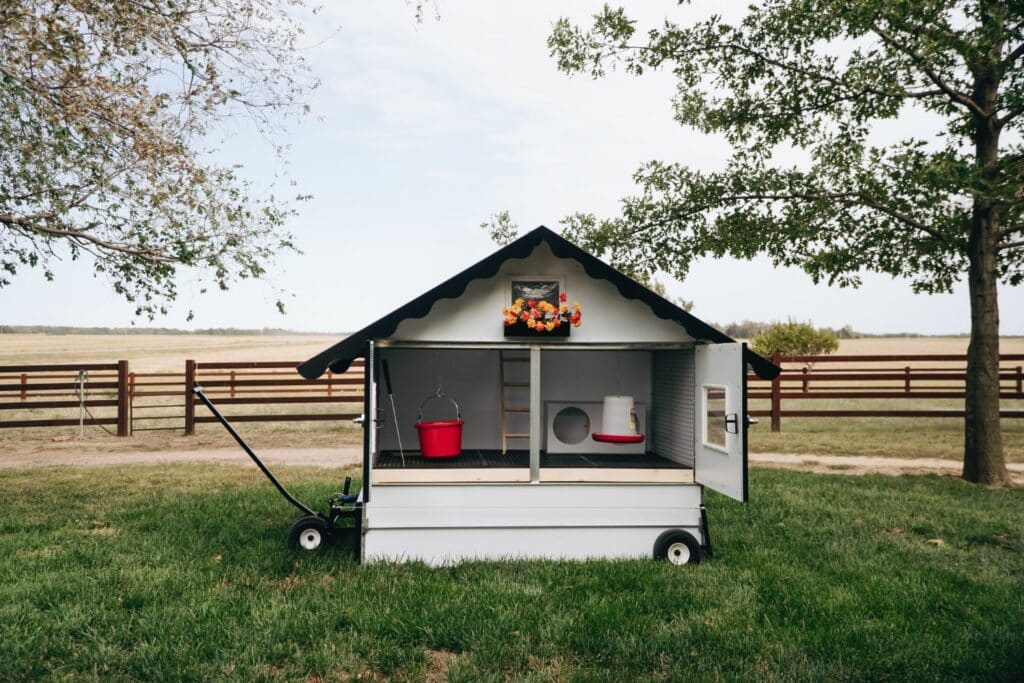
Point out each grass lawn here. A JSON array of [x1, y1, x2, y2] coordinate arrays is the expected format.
[[748, 411, 1024, 461], [1, 466, 1022, 681]]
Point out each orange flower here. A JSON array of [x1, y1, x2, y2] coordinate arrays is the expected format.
[[545, 321, 555, 331], [520, 311, 529, 322], [573, 301, 580, 311], [559, 303, 568, 313]]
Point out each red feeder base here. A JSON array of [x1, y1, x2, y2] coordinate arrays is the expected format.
[[592, 433, 645, 444]]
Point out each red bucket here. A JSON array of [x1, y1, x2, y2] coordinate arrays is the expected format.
[[415, 393, 463, 458], [415, 419, 464, 458]]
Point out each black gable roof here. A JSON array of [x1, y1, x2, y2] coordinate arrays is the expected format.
[[297, 226, 780, 379]]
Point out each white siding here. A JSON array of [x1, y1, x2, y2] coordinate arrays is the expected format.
[[653, 349, 695, 467], [391, 242, 694, 344], [363, 483, 703, 565]]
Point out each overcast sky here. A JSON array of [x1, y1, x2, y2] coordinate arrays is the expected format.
[[3, 1, 1022, 334]]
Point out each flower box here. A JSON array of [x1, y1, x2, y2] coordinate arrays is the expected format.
[[504, 320, 571, 337], [501, 292, 582, 338]]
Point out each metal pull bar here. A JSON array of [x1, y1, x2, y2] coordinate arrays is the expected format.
[[193, 386, 317, 518]]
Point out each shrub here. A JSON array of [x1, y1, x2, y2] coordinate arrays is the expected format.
[[750, 320, 840, 357]]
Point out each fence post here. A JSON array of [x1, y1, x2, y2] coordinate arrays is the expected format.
[[116, 360, 131, 437], [801, 367, 809, 393], [327, 370, 333, 397], [20, 373, 27, 400], [230, 370, 236, 399], [771, 352, 781, 432], [184, 359, 196, 436], [904, 366, 911, 394], [1017, 366, 1022, 397]]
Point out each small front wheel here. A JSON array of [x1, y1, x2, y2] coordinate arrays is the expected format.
[[653, 529, 702, 565], [288, 515, 332, 551]]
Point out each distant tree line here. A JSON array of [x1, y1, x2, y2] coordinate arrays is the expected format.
[[0, 323, 969, 338], [0, 325, 337, 336]]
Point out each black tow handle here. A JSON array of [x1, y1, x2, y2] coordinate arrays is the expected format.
[[192, 386, 317, 518]]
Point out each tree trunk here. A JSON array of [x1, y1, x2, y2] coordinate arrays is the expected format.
[[963, 63, 1008, 484], [963, 227, 1008, 485]]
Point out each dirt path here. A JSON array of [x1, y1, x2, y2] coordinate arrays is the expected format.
[[2, 447, 1022, 483], [0, 446, 362, 470]]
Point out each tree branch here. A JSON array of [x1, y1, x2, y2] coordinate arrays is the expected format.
[[644, 40, 944, 102], [998, 224, 1024, 238], [708, 190, 952, 244], [1004, 43, 1024, 68], [869, 22, 989, 119], [998, 239, 1024, 251], [6, 219, 180, 262], [997, 104, 1024, 127], [0, 212, 59, 227]]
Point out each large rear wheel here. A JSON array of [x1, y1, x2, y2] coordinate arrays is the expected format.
[[653, 529, 702, 565]]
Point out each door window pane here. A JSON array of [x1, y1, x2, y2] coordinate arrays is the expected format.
[[704, 386, 727, 450]]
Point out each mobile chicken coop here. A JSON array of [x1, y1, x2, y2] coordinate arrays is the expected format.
[[287, 226, 779, 565]]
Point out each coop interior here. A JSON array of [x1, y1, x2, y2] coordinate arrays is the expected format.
[[372, 347, 699, 484]]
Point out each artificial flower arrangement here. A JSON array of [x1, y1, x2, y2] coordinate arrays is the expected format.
[[502, 292, 581, 336]]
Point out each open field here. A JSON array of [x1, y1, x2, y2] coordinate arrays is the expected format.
[[0, 333, 337, 371], [3, 333, 1023, 369], [1, 465, 1020, 680], [1, 334, 1023, 462]]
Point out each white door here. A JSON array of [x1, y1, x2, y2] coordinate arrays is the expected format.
[[693, 343, 747, 502]]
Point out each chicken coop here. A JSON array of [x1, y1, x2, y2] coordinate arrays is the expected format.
[[298, 226, 780, 565]]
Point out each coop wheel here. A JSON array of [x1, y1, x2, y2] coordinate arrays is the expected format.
[[653, 529, 702, 565], [288, 516, 331, 552]]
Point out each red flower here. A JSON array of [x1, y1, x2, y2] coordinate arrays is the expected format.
[[520, 312, 529, 322], [554, 318, 561, 327], [528, 299, 537, 308], [559, 292, 567, 303]]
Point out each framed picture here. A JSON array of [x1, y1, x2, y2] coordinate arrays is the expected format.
[[505, 275, 570, 337], [509, 275, 565, 307]]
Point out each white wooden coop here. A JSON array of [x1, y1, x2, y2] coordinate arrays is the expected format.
[[298, 226, 780, 565]]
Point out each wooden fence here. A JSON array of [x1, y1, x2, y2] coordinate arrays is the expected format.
[[748, 352, 1024, 431], [2, 353, 1023, 436], [0, 362, 130, 435], [0, 360, 363, 437]]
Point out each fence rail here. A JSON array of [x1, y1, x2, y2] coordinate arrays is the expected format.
[[0, 361, 130, 434], [748, 352, 1024, 431], [2, 354, 1023, 436]]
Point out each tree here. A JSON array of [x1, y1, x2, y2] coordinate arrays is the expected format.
[[480, 210, 520, 245], [0, 1, 316, 319], [750, 320, 840, 358], [548, 1, 1023, 485]]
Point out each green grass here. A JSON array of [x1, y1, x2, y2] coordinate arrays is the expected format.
[[748, 397, 1024, 461], [1, 466, 1022, 681]]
